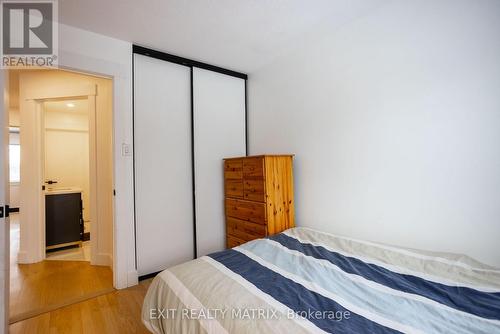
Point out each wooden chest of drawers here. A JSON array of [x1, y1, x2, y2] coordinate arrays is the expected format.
[[224, 155, 294, 248]]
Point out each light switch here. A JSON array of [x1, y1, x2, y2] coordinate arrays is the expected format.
[[122, 143, 131, 156]]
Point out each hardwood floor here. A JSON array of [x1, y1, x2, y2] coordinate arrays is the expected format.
[[9, 279, 152, 334], [10, 261, 114, 323], [9, 214, 114, 324], [9, 215, 151, 334], [9, 213, 150, 333]]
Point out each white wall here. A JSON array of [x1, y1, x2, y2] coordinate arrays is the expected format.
[[9, 186, 19, 209], [9, 93, 20, 210], [248, 0, 500, 267], [44, 110, 88, 131], [9, 109, 19, 127], [8, 130, 20, 209]]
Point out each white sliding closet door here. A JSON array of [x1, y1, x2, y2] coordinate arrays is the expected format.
[[134, 54, 193, 276], [193, 68, 246, 257]]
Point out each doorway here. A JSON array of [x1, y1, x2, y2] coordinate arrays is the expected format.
[[7, 69, 115, 324], [43, 98, 91, 261]]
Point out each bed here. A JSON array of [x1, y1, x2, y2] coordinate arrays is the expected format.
[[142, 227, 500, 333]]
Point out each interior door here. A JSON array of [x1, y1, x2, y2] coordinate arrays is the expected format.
[[0, 70, 10, 332], [193, 67, 246, 257], [134, 54, 194, 276]]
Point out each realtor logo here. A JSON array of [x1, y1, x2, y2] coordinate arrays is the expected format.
[[1, 0, 58, 68]]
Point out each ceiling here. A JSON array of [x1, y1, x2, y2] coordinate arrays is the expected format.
[[45, 99, 88, 114], [58, 0, 388, 73]]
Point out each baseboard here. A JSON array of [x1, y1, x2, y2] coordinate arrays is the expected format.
[[92, 252, 112, 267], [16, 250, 40, 264], [16, 250, 28, 263]]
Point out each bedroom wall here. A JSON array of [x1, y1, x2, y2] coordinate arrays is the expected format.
[[248, 0, 500, 267]]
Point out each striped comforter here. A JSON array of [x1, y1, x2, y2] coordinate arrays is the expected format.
[[142, 227, 500, 333]]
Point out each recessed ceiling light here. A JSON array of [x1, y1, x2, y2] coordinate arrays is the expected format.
[[66, 103, 75, 108]]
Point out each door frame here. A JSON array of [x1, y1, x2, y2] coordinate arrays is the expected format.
[[2, 61, 136, 292], [20, 83, 100, 265], [37, 93, 98, 264]]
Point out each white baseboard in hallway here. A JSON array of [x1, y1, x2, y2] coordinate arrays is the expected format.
[[46, 241, 91, 262]]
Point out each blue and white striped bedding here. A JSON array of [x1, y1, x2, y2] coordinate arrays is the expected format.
[[142, 227, 500, 333]]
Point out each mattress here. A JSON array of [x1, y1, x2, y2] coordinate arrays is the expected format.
[[142, 227, 500, 333]]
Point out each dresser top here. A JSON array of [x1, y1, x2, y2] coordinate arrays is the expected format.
[[223, 154, 294, 160]]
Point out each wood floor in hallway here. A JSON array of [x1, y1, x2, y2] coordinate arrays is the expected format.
[[10, 260, 114, 323], [9, 213, 115, 325], [9, 279, 152, 334]]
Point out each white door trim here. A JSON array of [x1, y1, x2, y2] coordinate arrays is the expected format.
[[21, 83, 99, 265], [53, 50, 137, 291], [87, 94, 99, 265], [33, 89, 101, 266]]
